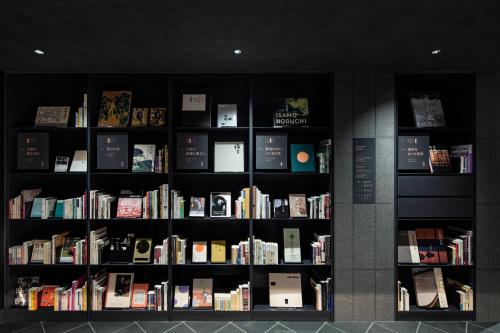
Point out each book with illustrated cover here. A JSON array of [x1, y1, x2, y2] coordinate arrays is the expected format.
[[54, 156, 70, 172], [273, 199, 289, 218], [192, 278, 213, 308], [97, 133, 128, 170], [176, 133, 208, 170], [283, 228, 301, 263], [17, 132, 49, 170], [290, 144, 315, 172], [116, 196, 142, 218], [98, 91, 132, 127], [217, 104, 237, 127], [192, 241, 207, 263], [40, 285, 58, 307], [105, 272, 134, 308], [174, 285, 190, 308], [189, 197, 205, 217], [211, 240, 226, 263], [412, 268, 448, 308], [273, 98, 309, 128], [15, 276, 40, 307], [429, 146, 451, 173], [35, 106, 70, 128], [149, 108, 166, 126], [255, 134, 287, 170], [289, 194, 307, 218], [182, 94, 211, 127], [410, 93, 446, 128], [132, 144, 155, 172], [210, 192, 231, 218], [131, 108, 150, 127]]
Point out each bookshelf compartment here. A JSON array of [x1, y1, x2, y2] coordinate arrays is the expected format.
[[398, 175, 474, 197], [398, 198, 473, 219]]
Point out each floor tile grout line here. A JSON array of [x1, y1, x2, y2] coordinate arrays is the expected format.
[[182, 321, 198, 333], [420, 322, 451, 333], [277, 322, 298, 333], [314, 322, 327, 333], [469, 322, 500, 333], [61, 322, 91, 333], [110, 322, 138, 333], [41, 322, 46, 333], [374, 322, 400, 333], [161, 322, 184, 333], [416, 322, 421, 333], [213, 322, 232, 333], [365, 322, 374, 333], [325, 322, 347, 333], [11, 322, 43, 333], [88, 322, 97, 333], [264, 322, 280, 333], [227, 322, 247, 333], [135, 321, 147, 333]]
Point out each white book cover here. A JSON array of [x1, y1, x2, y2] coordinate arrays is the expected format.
[[283, 228, 301, 263], [269, 273, 303, 308], [192, 241, 207, 263], [69, 150, 87, 172], [217, 104, 237, 127], [54, 156, 69, 172], [182, 94, 206, 111], [214, 142, 244, 172]]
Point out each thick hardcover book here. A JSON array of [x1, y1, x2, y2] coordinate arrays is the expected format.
[[412, 268, 439, 308], [290, 144, 315, 172], [176, 133, 208, 170], [97, 133, 128, 170], [273, 98, 309, 127], [255, 134, 287, 170], [398, 136, 430, 170], [35, 106, 70, 128], [17, 132, 49, 170], [410, 93, 446, 128], [429, 146, 451, 173], [415, 228, 439, 264], [181, 94, 211, 127], [132, 144, 155, 172], [98, 91, 132, 127]]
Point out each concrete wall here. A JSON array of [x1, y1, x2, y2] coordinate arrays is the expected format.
[[334, 73, 395, 321]]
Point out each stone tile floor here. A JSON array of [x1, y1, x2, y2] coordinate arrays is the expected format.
[[0, 321, 499, 333]]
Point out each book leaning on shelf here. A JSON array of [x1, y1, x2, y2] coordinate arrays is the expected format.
[[214, 283, 250, 311], [26, 275, 87, 311], [9, 190, 86, 219], [447, 278, 473, 311], [74, 94, 88, 128], [231, 239, 250, 265], [9, 232, 86, 265], [310, 274, 332, 311], [253, 237, 279, 265], [397, 281, 410, 311], [311, 234, 331, 265]]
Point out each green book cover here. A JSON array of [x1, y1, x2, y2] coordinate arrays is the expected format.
[[30, 197, 44, 218], [54, 200, 64, 218], [291, 144, 315, 172]]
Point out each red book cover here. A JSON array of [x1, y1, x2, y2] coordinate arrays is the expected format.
[[40, 285, 57, 307], [116, 197, 142, 218], [416, 228, 439, 264]]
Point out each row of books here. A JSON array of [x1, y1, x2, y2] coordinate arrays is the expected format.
[[174, 279, 250, 311], [398, 227, 473, 265], [9, 189, 86, 220], [397, 281, 410, 311], [15, 276, 87, 311], [90, 271, 168, 311], [429, 145, 474, 174], [9, 232, 86, 265], [406, 268, 473, 311], [75, 94, 88, 128], [253, 238, 279, 265], [310, 276, 332, 311], [311, 234, 331, 265]]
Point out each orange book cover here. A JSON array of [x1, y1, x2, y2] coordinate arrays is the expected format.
[[40, 285, 57, 307]]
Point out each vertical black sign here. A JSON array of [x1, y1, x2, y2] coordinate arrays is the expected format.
[[353, 138, 376, 204]]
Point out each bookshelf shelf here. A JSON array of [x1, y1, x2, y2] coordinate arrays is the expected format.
[[4, 73, 334, 321], [395, 73, 476, 321]]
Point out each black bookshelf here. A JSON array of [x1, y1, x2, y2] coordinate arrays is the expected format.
[[395, 73, 476, 321], [2, 73, 334, 321]]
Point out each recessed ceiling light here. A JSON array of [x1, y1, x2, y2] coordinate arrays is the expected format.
[[233, 49, 242, 55], [431, 49, 441, 55], [34, 49, 45, 55]]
